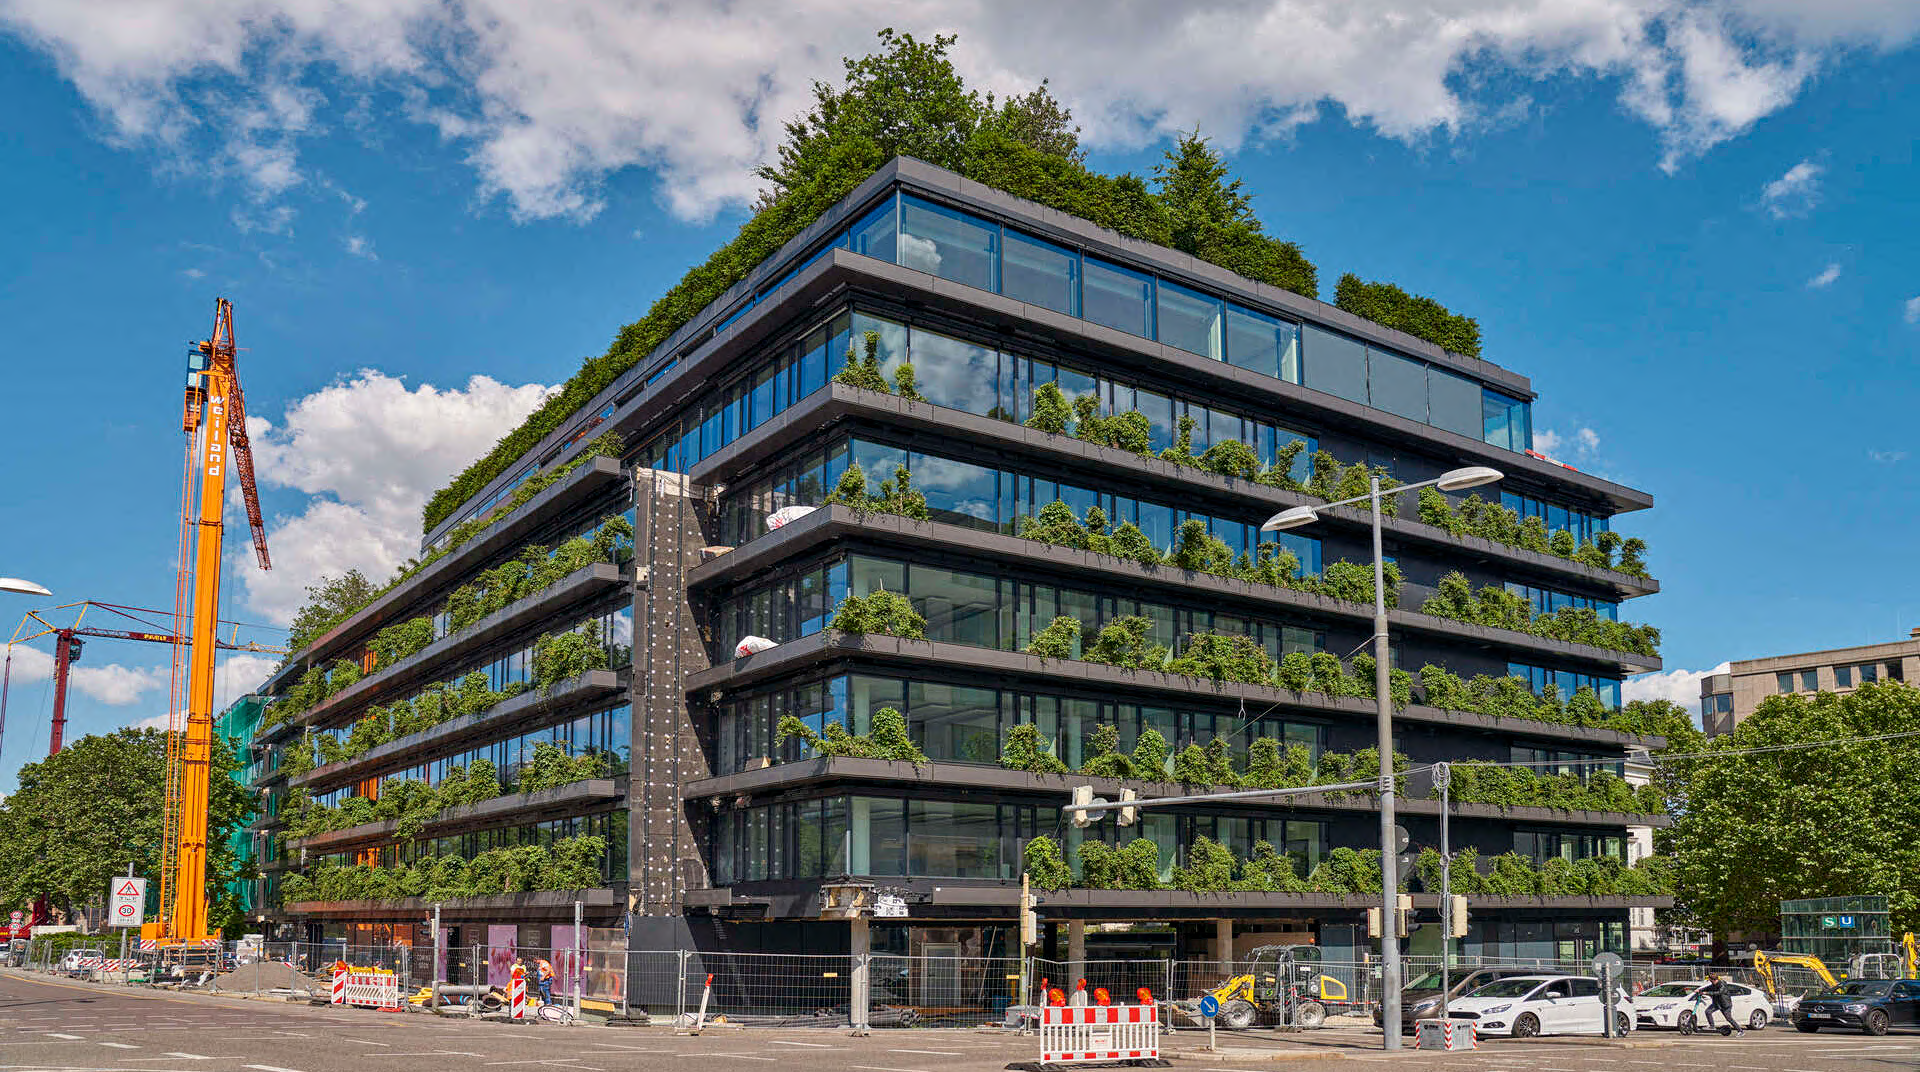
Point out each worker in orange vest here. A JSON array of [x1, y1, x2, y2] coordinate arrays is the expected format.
[[534, 955, 555, 1003]]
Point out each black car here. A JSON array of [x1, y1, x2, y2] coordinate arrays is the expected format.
[[1374, 967, 1547, 1031], [1791, 979, 1920, 1035]]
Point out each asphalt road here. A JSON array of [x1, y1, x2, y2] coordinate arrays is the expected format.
[[1, 971, 1916, 1072]]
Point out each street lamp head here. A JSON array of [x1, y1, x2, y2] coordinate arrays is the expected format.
[[1260, 505, 1320, 532], [1434, 466, 1504, 493], [0, 578, 51, 597]]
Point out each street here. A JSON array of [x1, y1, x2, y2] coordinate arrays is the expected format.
[[2, 972, 1918, 1072]]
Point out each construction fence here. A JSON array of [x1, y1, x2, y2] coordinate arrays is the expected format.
[[8, 940, 1791, 1027]]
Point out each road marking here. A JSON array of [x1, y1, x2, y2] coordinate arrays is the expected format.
[[340, 1040, 391, 1047], [162, 1054, 218, 1060], [584, 1045, 671, 1052], [46, 1035, 84, 1041], [688, 1055, 777, 1062], [767, 1041, 835, 1048], [850, 1065, 932, 1072], [101, 1043, 140, 1050], [886, 1050, 961, 1057], [363, 1053, 484, 1059], [245, 1065, 308, 1072]]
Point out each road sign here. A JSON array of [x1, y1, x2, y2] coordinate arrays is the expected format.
[[1392, 824, 1410, 854], [1198, 994, 1219, 1019], [1590, 952, 1623, 976], [107, 877, 146, 928]]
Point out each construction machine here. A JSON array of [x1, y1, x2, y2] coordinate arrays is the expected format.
[[1846, 933, 1920, 981], [1182, 945, 1348, 1029], [142, 298, 272, 947]]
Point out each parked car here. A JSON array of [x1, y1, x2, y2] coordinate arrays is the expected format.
[[1632, 980, 1772, 1031], [1444, 974, 1634, 1038], [1791, 979, 1920, 1035], [59, 948, 103, 976], [1374, 966, 1550, 1032]]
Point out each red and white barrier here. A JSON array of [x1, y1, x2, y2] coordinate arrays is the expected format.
[[509, 965, 527, 1020], [138, 939, 157, 952], [1413, 1018, 1478, 1051], [1040, 1004, 1159, 1065], [329, 965, 401, 1011]]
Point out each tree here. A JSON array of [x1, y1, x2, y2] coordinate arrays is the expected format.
[[1657, 683, 1920, 939], [286, 570, 377, 652], [0, 729, 254, 932]]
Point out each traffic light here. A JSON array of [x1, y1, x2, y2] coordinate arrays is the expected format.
[[1020, 874, 1038, 945], [1366, 907, 1383, 939], [1449, 895, 1469, 938], [1070, 785, 1100, 828], [1117, 787, 1138, 827], [1395, 894, 1413, 938]]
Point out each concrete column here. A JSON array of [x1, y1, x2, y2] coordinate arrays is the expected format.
[[1067, 920, 1086, 989], [849, 916, 870, 1034], [1215, 919, 1234, 972]]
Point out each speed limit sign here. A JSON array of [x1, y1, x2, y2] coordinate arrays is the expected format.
[[108, 877, 146, 928]]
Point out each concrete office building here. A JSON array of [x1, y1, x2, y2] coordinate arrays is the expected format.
[[251, 158, 1669, 971], [1699, 631, 1920, 736]]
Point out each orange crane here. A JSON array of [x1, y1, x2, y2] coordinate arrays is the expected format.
[[0, 601, 283, 756], [145, 298, 273, 945]]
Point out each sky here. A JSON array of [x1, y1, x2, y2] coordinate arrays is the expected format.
[[2, 0, 1918, 790]]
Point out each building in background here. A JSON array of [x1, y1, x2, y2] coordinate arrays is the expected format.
[[1700, 631, 1920, 736], [249, 158, 1669, 975]]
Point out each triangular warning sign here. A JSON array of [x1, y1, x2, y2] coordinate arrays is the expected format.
[[116, 880, 139, 896]]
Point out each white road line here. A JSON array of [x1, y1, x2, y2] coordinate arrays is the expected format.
[[245, 1065, 308, 1072], [161, 1054, 218, 1060], [339, 1040, 391, 1047], [362, 1054, 484, 1059], [886, 1050, 961, 1057], [584, 1045, 670, 1052], [687, 1055, 777, 1062], [850, 1065, 932, 1072], [100, 1043, 140, 1050], [46, 1036, 84, 1041], [767, 1041, 835, 1048]]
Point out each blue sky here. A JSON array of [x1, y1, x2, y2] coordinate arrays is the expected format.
[[1, 2, 1917, 787]]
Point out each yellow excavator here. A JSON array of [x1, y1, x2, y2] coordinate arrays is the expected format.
[[1754, 935, 1920, 1012], [1188, 945, 1349, 1029]]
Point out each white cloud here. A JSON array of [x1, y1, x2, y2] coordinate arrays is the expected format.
[[4, 1, 1917, 225], [1869, 449, 1907, 464], [238, 370, 556, 624], [1807, 262, 1841, 288], [1534, 425, 1602, 461], [1, 643, 168, 706], [1625, 661, 1730, 709], [1759, 158, 1824, 217], [344, 234, 376, 259], [1904, 295, 1920, 324]]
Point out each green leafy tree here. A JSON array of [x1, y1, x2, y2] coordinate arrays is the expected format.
[[285, 570, 378, 654], [0, 729, 253, 932]]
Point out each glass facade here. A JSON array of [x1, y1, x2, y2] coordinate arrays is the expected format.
[[1512, 827, 1627, 865], [711, 671, 1329, 776], [714, 551, 1328, 666], [1500, 491, 1611, 545], [718, 431, 1325, 564], [1504, 581, 1618, 620], [1507, 662, 1623, 709]]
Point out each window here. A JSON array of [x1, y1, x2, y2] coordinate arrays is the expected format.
[[1565, 978, 1601, 998], [846, 196, 897, 262], [1427, 366, 1482, 438], [1002, 229, 1080, 316], [1835, 665, 1853, 688], [1367, 348, 1429, 422], [1483, 390, 1532, 451], [1778, 672, 1794, 694], [1860, 663, 1879, 683], [1081, 256, 1154, 339], [1157, 279, 1224, 359], [899, 195, 998, 293], [907, 327, 1000, 417], [1301, 324, 1368, 404], [1801, 669, 1818, 692], [1225, 303, 1299, 382]]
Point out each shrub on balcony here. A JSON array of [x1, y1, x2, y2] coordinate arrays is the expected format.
[[829, 588, 927, 639], [831, 329, 890, 393], [776, 705, 928, 766], [1001, 722, 1069, 774], [1024, 835, 1072, 892], [1024, 616, 1082, 659], [1333, 274, 1481, 357]]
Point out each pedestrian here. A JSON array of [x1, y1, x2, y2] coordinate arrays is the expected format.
[[1698, 974, 1744, 1037], [535, 955, 555, 1004]]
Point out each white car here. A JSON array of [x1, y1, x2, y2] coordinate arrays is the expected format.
[[59, 948, 103, 975], [1633, 980, 1772, 1031], [1446, 974, 1635, 1038]]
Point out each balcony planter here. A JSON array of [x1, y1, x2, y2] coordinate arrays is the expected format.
[[286, 779, 623, 854]]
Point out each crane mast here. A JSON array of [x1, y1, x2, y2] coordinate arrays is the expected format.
[[151, 298, 270, 944]]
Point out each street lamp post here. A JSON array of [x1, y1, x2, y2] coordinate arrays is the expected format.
[[1263, 465, 1500, 1051]]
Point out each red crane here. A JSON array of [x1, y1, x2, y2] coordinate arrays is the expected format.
[[0, 601, 283, 756]]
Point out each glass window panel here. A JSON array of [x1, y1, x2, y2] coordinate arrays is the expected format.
[[909, 564, 1000, 648], [1002, 229, 1080, 316], [908, 800, 999, 878], [1156, 279, 1224, 358], [1225, 303, 1298, 381], [910, 682, 1001, 765], [747, 364, 775, 432], [1135, 390, 1175, 452], [858, 798, 905, 876], [849, 312, 909, 384], [1836, 665, 1853, 688], [1367, 348, 1428, 421], [899, 195, 998, 293], [1483, 390, 1532, 451], [910, 450, 1000, 531], [849, 556, 906, 599], [1082, 256, 1154, 338], [1302, 324, 1368, 403], [907, 328, 999, 416], [823, 796, 848, 876], [1427, 366, 1482, 438], [846, 196, 897, 263], [1801, 670, 1818, 691], [1777, 672, 1794, 694]]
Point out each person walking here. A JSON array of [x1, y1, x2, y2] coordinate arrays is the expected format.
[[1699, 975, 1745, 1037]]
